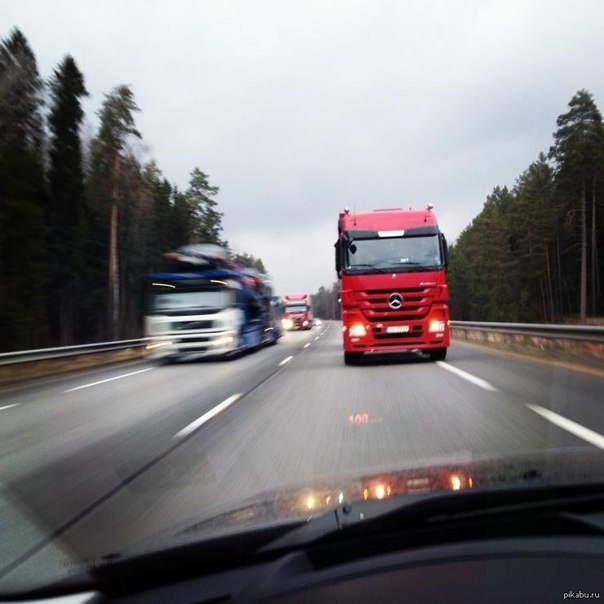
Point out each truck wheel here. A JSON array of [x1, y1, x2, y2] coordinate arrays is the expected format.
[[344, 352, 363, 365], [428, 348, 447, 361]]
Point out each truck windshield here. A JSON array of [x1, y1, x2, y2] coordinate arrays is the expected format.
[[151, 289, 235, 312], [285, 304, 307, 313], [345, 235, 442, 272]]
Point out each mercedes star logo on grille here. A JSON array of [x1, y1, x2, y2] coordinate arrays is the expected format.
[[388, 293, 404, 309]]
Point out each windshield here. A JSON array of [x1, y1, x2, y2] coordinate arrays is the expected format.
[[285, 303, 307, 313], [151, 289, 235, 312], [345, 235, 442, 272], [2, 1, 604, 597]]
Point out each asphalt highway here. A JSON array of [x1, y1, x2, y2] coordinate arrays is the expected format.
[[1, 322, 603, 589]]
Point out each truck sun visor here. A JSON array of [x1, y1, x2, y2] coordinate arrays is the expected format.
[[345, 225, 439, 239]]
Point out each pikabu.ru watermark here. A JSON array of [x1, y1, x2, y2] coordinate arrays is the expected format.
[[563, 592, 600, 600]]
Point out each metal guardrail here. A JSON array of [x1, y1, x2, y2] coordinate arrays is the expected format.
[[1, 323, 603, 367], [0, 339, 147, 366], [450, 321, 604, 343]]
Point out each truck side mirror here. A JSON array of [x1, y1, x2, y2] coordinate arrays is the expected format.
[[334, 240, 342, 275]]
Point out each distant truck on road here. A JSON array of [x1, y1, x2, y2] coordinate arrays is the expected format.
[[335, 205, 450, 364], [282, 294, 313, 331]]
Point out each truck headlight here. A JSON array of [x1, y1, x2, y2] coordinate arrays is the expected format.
[[349, 323, 367, 337], [216, 318, 236, 330], [283, 318, 293, 330], [429, 320, 446, 333], [148, 321, 172, 335], [302, 320, 308, 326], [145, 340, 173, 350], [212, 335, 235, 348]]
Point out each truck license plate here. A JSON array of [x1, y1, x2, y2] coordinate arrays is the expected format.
[[386, 325, 409, 333]]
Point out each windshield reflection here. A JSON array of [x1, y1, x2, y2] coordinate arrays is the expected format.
[[345, 235, 442, 272], [152, 289, 235, 312]]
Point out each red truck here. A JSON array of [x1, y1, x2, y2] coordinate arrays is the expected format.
[[282, 294, 313, 330], [335, 205, 450, 364]]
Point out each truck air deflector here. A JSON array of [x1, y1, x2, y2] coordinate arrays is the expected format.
[[346, 225, 440, 239]]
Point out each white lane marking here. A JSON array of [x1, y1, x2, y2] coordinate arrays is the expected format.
[[304, 343, 311, 348], [527, 404, 604, 449], [0, 404, 19, 412], [175, 393, 242, 439], [64, 368, 153, 393], [314, 336, 320, 341], [436, 362, 498, 392], [279, 356, 293, 366]]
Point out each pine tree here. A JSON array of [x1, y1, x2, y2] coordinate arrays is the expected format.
[[170, 187, 196, 245], [0, 28, 49, 350], [117, 155, 155, 337], [448, 187, 517, 321], [549, 90, 604, 321], [47, 55, 88, 344], [0, 29, 44, 154], [185, 168, 223, 244], [233, 252, 267, 273], [89, 85, 141, 339], [512, 154, 557, 321], [142, 162, 174, 265], [447, 244, 472, 320]]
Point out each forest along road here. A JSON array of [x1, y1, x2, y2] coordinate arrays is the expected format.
[[1, 320, 603, 583]]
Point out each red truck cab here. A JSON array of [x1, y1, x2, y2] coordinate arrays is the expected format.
[[283, 294, 313, 330], [335, 206, 450, 364]]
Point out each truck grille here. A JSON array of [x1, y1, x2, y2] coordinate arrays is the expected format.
[[356, 287, 433, 321], [174, 336, 211, 344], [171, 320, 215, 331], [373, 326, 424, 339], [173, 336, 213, 352], [373, 332, 421, 340]]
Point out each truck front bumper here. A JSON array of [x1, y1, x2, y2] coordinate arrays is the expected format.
[[342, 315, 450, 354], [282, 318, 311, 330], [145, 330, 238, 359]]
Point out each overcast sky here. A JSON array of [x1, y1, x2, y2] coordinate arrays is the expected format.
[[3, 0, 604, 295]]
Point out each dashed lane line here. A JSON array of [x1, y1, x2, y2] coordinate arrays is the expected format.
[[527, 404, 604, 449], [279, 356, 294, 367], [174, 393, 242, 439], [436, 362, 498, 392], [0, 404, 19, 412], [64, 368, 154, 393]]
